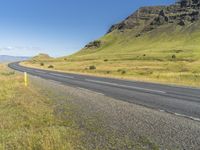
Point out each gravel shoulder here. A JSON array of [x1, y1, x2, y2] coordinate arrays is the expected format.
[[30, 75, 200, 150]]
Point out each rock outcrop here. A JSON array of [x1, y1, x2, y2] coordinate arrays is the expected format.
[[84, 40, 102, 49], [107, 0, 200, 35], [107, 6, 165, 33]]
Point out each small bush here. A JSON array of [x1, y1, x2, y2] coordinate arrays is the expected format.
[[143, 54, 146, 57], [172, 54, 176, 59], [175, 50, 183, 53], [121, 70, 126, 74], [89, 66, 96, 70], [40, 62, 44, 66], [117, 69, 122, 72], [106, 71, 111, 74], [104, 59, 108, 62], [48, 65, 54, 69], [117, 69, 126, 75]]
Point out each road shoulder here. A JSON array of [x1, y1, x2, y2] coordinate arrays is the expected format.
[[30, 75, 200, 150]]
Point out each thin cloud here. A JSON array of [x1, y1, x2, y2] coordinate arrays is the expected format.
[[0, 46, 42, 52], [0, 46, 14, 51]]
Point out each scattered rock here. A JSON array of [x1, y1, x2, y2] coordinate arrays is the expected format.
[[178, 20, 186, 26], [84, 40, 102, 49], [107, 6, 165, 33], [135, 34, 141, 37], [159, 9, 165, 16]]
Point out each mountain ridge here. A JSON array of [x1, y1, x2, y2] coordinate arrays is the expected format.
[[107, 0, 200, 35]]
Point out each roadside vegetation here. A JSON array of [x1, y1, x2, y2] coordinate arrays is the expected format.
[[0, 64, 159, 150], [0, 64, 82, 150]]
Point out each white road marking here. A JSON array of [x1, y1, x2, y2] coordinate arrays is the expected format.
[[85, 79, 166, 94], [34, 70, 46, 74], [174, 113, 200, 122], [190, 117, 200, 122], [159, 109, 165, 112], [77, 87, 105, 96], [174, 113, 187, 118], [49, 73, 74, 79]]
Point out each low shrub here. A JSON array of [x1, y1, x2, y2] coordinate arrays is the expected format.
[[89, 65, 96, 70], [117, 69, 122, 72], [106, 71, 111, 74], [48, 65, 54, 69], [121, 70, 126, 74], [117, 69, 126, 75], [172, 54, 176, 59]]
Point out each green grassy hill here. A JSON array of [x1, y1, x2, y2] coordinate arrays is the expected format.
[[24, 0, 200, 87], [72, 22, 200, 61]]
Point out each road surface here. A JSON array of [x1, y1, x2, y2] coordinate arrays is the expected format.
[[9, 62, 200, 121]]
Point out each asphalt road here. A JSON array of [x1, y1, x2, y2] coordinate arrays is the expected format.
[[8, 62, 200, 121]]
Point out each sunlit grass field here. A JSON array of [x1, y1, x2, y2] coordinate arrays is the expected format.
[[0, 64, 82, 150], [23, 22, 200, 87], [0, 64, 160, 150]]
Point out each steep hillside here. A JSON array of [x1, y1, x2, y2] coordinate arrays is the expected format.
[[73, 0, 200, 60], [24, 0, 200, 87]]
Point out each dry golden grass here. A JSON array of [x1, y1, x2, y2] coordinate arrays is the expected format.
[[1, 64, 160, 150], [0, 64, 82, 150], [22, 59, 200, 87]]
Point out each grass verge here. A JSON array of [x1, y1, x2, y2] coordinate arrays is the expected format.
[[0, 64, 82, 150], [0, 64, 159, 150]]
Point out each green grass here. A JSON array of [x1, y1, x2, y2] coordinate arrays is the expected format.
[[23, 21, 200, 87]]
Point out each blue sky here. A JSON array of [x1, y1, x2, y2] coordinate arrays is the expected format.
[[0, 0, 175, 57]]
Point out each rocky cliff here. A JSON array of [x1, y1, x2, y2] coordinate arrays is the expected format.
[[107, 0, 200, 36]]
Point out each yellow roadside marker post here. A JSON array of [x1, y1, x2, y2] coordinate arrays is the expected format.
[[24, 72, 28, 87]]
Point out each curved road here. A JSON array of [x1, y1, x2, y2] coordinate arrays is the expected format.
[[9, 62, 200, 121]]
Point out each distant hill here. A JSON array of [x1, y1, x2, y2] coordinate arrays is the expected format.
[[0, 55, 30, 63], [32, 53, 53, 61]]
